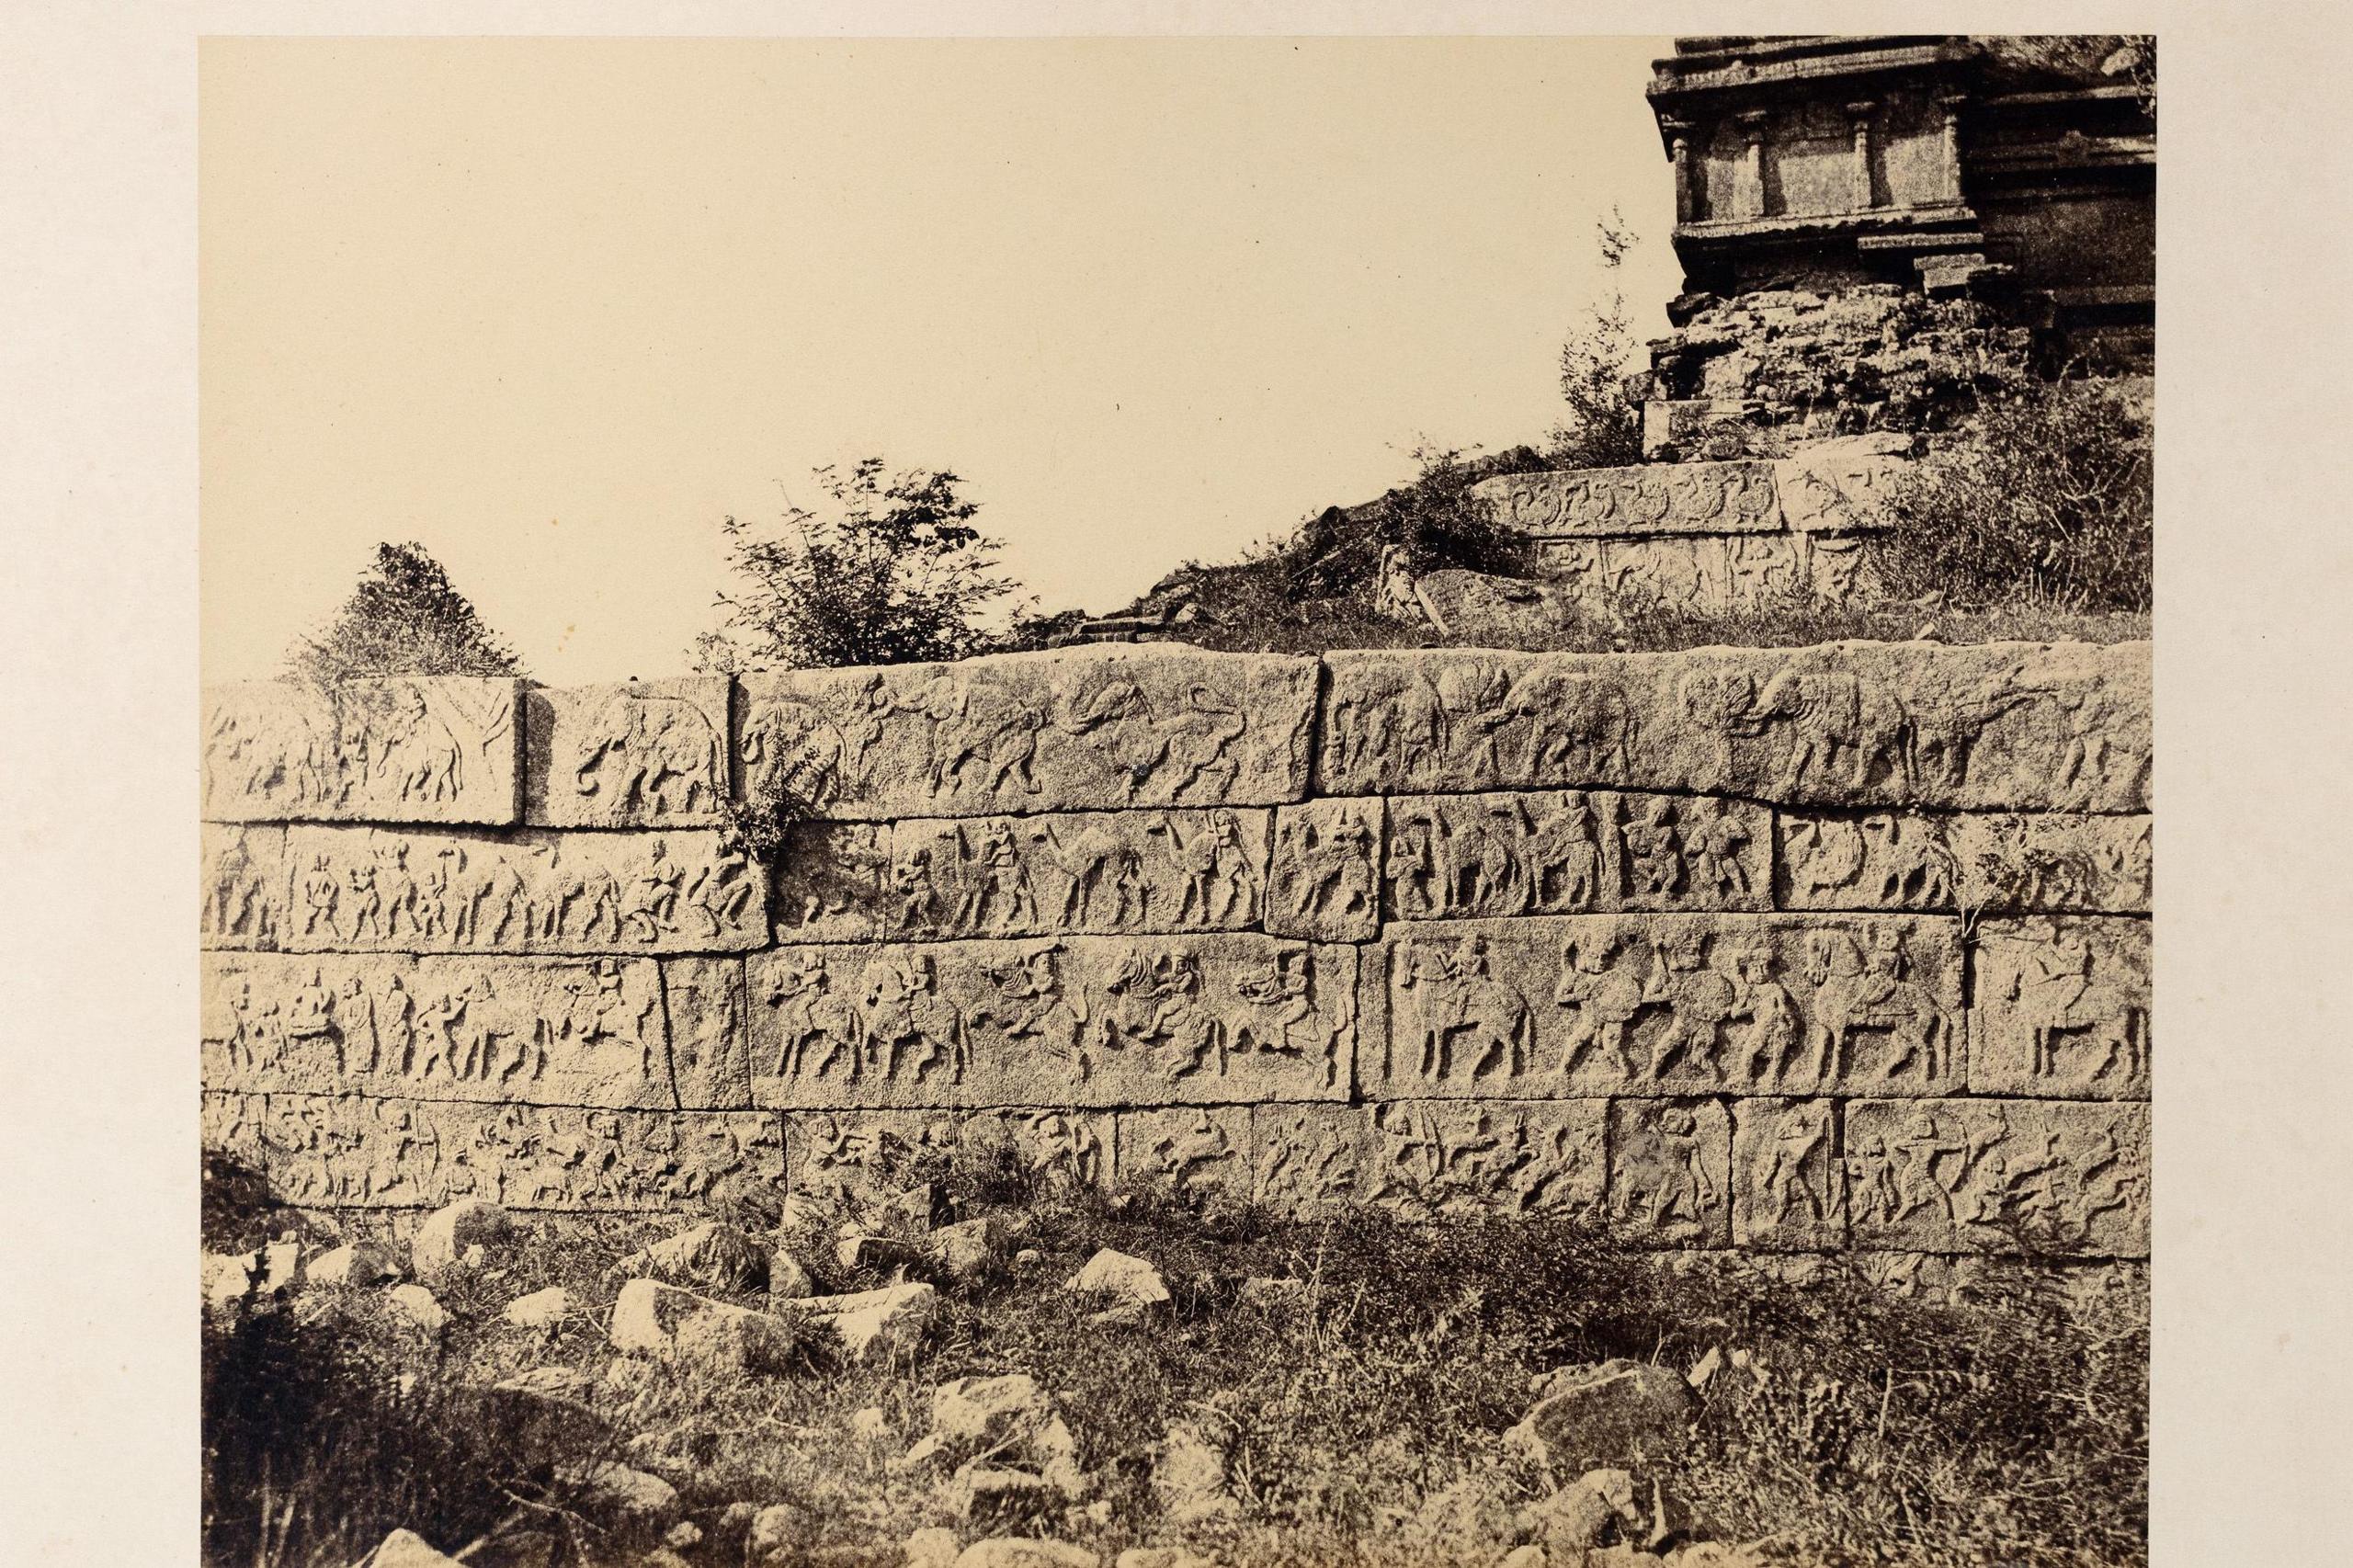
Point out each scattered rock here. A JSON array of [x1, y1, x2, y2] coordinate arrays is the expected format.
[[387, 1283, 449, 1335], [931, 1375, 1079, 1479], [851, 1404, 891, 1443], [412, 1198, 517, 1277], [883, 1179, 951, 1230], [1154, 1422, 1239, 1526], [904, 1525, 963, 1568], [1013, 1248, 1044, 1271], [954, 1540, 1098, 1568], [927, 1217, 1007, 1283], [1506, 1360, 1699, 1474], [201, 1252, 256, 1310], [1518, 1468, 1644, 1551], [1685, 1346, 1722, 1389], [617, 1221, 768, 1293], [496, 1364, 595, 1402], [1115, 1551, 1217, 1568], [837, 1231, 920, 1274], [368, 1528, 466, 1567], [1064, 1249, 1168, 1310], [502, 1286, 578, 1330], [555, 1460, 681, 1529], [748, 1503, 801, 1560], [769, 1248, 817, 1301], [665, 1521, 704, 1550], [306, 1240, 402, 1288], [610, 1278, 803, 1377], [804, 1282, 940, 1366]]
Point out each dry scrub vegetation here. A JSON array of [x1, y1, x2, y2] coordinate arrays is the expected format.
[[203, 1149, 2146, 1568]]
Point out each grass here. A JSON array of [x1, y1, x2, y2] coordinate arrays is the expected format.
[[202, 1161, 2147, 1568]]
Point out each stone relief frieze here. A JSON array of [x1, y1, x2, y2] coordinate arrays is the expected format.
[[1266, 800, 1383, 942], [1320, 642, 2149, 811], [1378, 915, 1961, 1099], [739, 648, 1317, 819], [1116, 1107, 1253, 1202], [1608, 1097, 1733, 1245], [1730, 1096, 1846, 1251], [202, 678, 523, 824], [1385, 790, 1768, 922], [1472, 461, 1782, 537], [524, 678, 731, 827], [783, 1108, 1113, 1212], [886, 809, 1269, 940], [748, 936, 1355, 1109], [1844, 1099, 2147, 1256], [202, 953, 675, 1108], [201, 825, 766, 955], [1968, 918, 2150, 1097], [1779, 812, 2151, 915]]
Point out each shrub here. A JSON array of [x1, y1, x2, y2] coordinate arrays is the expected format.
[[286, 541, 525, 689], [1544, 210, 1646, 472], [1874, 379, 2153, 613]]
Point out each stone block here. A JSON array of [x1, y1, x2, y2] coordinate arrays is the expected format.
[[202, 678, 523, 824], [524, 678, 731, 827], [886, 809, 1271, 940], [772, 822, 888, 943], [663, 957, 754, 1109], [1779, 812, 2151, 915], [1597, 537, 1731, 610], [1384, 791, 1769, 921], [1411, 569, 1574, 642], [1722, 533, 1808, 605], [211, 825, 766, 955], [225, 1095, 785, 1211], [1968, 918, 2151, 1097], [1266, 799, 1383, 942], [202, 953, 677, 1108], [1844, 1098, 2148, 1256], [1365, 1099, 1605, 1221], [1730, 1097, 1845, 1251], [1317, 642, 2150, 812], [1372, 915, 1962, 1099], [1607, 1098, 1733, 1246], [1472, 462, 1782, 536], [1773, 441, 1914, 532], [737, 646, 1318, 819], [747, 936, 1354, 1109], [1115, 1107, 1253, 1202], [784, 1108, 1113, 1212]]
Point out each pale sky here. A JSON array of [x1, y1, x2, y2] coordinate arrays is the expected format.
[[201, 37, 1683, 683]]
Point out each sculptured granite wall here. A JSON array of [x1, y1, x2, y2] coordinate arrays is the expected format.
[[200, 641, 2150, 1278]]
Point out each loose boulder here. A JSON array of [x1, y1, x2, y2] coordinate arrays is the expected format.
[[1518, 1468, 1645, 1551], [553, 1460, 681, 1531], [954, 1540, 1098, 1568], [1505, 1360, 1698, 1474], [502, 1286, 579, 1331], [307, 1240, 403, 1288], [615, 1221, 767, 1293], [926, 1216, 1008, 1283], [769, 1248, 817, 1301], [1064, 1249, 1168, 1311], [412, 1198, 517, 1277], [369, 1528, 466, 1567], [609, 1278, 803, 1377], [387, 1284, 449, 1335], [904, 1526, 963, 1568], [803, 1282, 939, 1366]]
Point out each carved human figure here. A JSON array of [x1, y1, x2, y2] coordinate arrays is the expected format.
[[1279, 812, 1374, 928], [1389, 812, 1443, 918], [1638, 926, 1736, 1082], [959, 820, 1040, 932], [299, 854, 341, 940], [1104, 950, 1221, 1084], [764, 951, 860, 1081], [1235, 949, 1336, 1085], [1752, 1108, 1831, 1228], [860, 952, 965, 1084], [2005, 920, 2143, 1082], [892, 844, 941, 931], [1159, 812, 1256, 927], [1726, 943, 1804, 1085], [622, 838, 684, 942], [1520, 795, 1601, 912], [979, 946, 1093, 1084], [1682, 799, 1753, 901], [684, 846, 756, 938], [1628, 1106, 1720, 1231], [1144, 1112, 1238, 1199], [1620, 797, 1684, 898], [1552, 926, 1644, 1080], [1804, 926, 1947, 1084], [1435, 663, 1515, 778], [741, 698, 847, 810], [1014, 1110, 1105, 1187]]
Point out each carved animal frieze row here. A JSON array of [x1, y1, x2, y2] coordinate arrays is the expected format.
[[203, 678, 523, 824], [205, 1090, 2146, 1257], [1779, 812, 2151, 915]]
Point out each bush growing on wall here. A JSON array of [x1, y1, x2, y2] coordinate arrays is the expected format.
[[287, 542, 526, 688], [1875, 380, 2154, 613]]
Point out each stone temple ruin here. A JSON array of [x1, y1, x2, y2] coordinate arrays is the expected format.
[[203, 635, 2150, 1290], [1341, 34, 2154, 639]]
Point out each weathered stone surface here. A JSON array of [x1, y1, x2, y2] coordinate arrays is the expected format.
[[1474, 462, 1783, 537], [1969, 918, 2151, 1097], [804, 1281, 940, 1364], [1386, 791, 1769, 921], [1411, 569, 1574, 642], [414, 1196, 517, 1274], [1255, 1100, 1607, 1221], [1066, 1249, 1171, 1309], [749, 936, 1354, 1108], [388, 1282, 450, 1333], [1505, 1359, 1699, 1472], [203, 678, 523, 824], [369, 1529, 467, 1568], [308, 1239, 403, 1287], [1318, 642, 2150, 812], [524, 678, 731, 827], [215, 826, 764, 954], [222, 1095, 784, 1210], [663, 956, 752, 1109], [1608, 1099, 1733, 1246], [955, 1540, 1098, 1568], [618, 1221, 768, 1292], [770, 822, 888, 944], [554, 1459, 683, 1527], [1114, 1108, 1251, 1202], [503, 1285, 580, 1329], [1779, 812, 2152, 914], [1374, 915, 1962, 1099], [610, 1278, 802, 1374], [886, 810, 1270, 940], [1266, 800, 1382, 942], [1773, 438, 1913, 532], [202, 953, 676, 1108], [786, 1108, 1111, 1214], [1730, 1098, 1846, 1251], [1844, 1099, 2148, 1256], [738, 646, 1317, 820]]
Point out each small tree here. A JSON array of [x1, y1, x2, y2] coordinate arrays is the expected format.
[[697, 458, 1018, 673], [287, 542, 525, 687], [1546, 210, 1646, 472]]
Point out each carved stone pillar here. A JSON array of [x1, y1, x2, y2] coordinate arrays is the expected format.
[[1663, 118, 1694, 222], [1735, 109, 1770, 220], [1845, 100, 1878, 210], [1937, 94, 1967, 202]]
